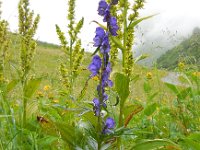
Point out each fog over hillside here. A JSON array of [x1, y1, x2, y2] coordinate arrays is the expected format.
[[1, 0, 200, 65]]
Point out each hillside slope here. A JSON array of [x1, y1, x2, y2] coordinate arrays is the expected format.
[[157, 27, 200, 70]]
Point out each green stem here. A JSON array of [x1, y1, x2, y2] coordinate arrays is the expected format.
[[69, 39, 73, 94], [118, 104, 123, 127], [118, 2, 128, 149], [22, 80, 27, 127], [122, 1, 128, 69]]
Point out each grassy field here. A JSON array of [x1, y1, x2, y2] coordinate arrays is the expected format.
[[1, 33, 200, 149]]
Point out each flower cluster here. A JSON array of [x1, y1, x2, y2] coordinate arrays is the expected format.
[[88, 0, 118, 134]]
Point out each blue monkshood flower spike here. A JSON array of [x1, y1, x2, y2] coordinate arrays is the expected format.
[[88, 55, 102, 77], [93, 27, 106, 47], [98, 0, 108, 16], [108, 17, 119, 36], [102, 117, 116, 134]]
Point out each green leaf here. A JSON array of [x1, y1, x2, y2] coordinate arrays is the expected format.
[[165, 82, 179, 95], [6, 79, 19, 93], [54, 122, 76, 146], [180, 139, 200, 150], [187, 132, 200, 141], [148, 92, 159, 101], [110, 36, 125, 52], [134, 54, 149, 63], [91, 20, 106, 30], [144, 82, 151, 93], [128, 14, 157, 29], [54, 121, 85, 147], [115, 73, 130, 107], [91, 47, 100, 56], [132, 139, 181, 150], [24, 78, 42, 99], [131, 74, 140, 83], [37, 136, 58, 147], [177, 87, 191, 100], [144, 103, 157, 116], [82, 111, 98, 127]]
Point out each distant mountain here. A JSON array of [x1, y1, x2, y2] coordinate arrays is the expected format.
[[157, 27, 200, 70]]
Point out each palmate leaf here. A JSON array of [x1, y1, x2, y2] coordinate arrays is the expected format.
[[131, 139, 181, 150]]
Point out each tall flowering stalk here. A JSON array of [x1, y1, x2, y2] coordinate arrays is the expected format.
[[88, 0, 119, 149], [18, 0, 40, 126]]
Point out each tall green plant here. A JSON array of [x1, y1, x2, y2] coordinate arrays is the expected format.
[[0, 1, 9, 83], [56, 0, 84, 95], [18, 0, 40, 126], [109, 0, 150, 75]]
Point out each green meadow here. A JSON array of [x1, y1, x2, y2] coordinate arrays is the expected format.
[[0, 0, 200, 149]]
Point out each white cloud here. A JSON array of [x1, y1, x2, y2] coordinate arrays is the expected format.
[[1, 0, 200, 49]]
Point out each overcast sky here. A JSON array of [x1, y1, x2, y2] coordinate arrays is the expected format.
[[1, 0, 200, 50]]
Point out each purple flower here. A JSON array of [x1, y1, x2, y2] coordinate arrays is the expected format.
[[100, 34, 110, 54], [93, 98, 107, 116], [98, 0, 109, 16], [88, 55, 102, 77], [108, 17, 119, 36], [102, 62, 113, 87], [93, 27, 106, 47], [103, 6, 111, 22], [102, 117, 116, 134], [111, 0, 118, 5], [93, 98, 100, 116]]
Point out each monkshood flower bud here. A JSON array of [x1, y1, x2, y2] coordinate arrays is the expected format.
[[93, 98, 107, 116], [111, 0, 119, 5], [88, 55, 102, 77], [98, 0, 119, 36], [93, 27, 105, 47], [102, 117, 116, 134], [100, 33, 111, 53], [102, 62, 113, 87], [103, 6, 111, 22], [98, 0, 108, 16], [108, 17, 119, 36]]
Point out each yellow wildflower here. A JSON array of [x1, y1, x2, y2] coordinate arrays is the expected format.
[[36, 91, 44, 98], [92, 76, 99, 81], [43, 85, 50, 91], [146, 72, 152, 80], [192, 72, 200, 77], [52, 99, 59, 103], [178, 62, 185, 69]]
